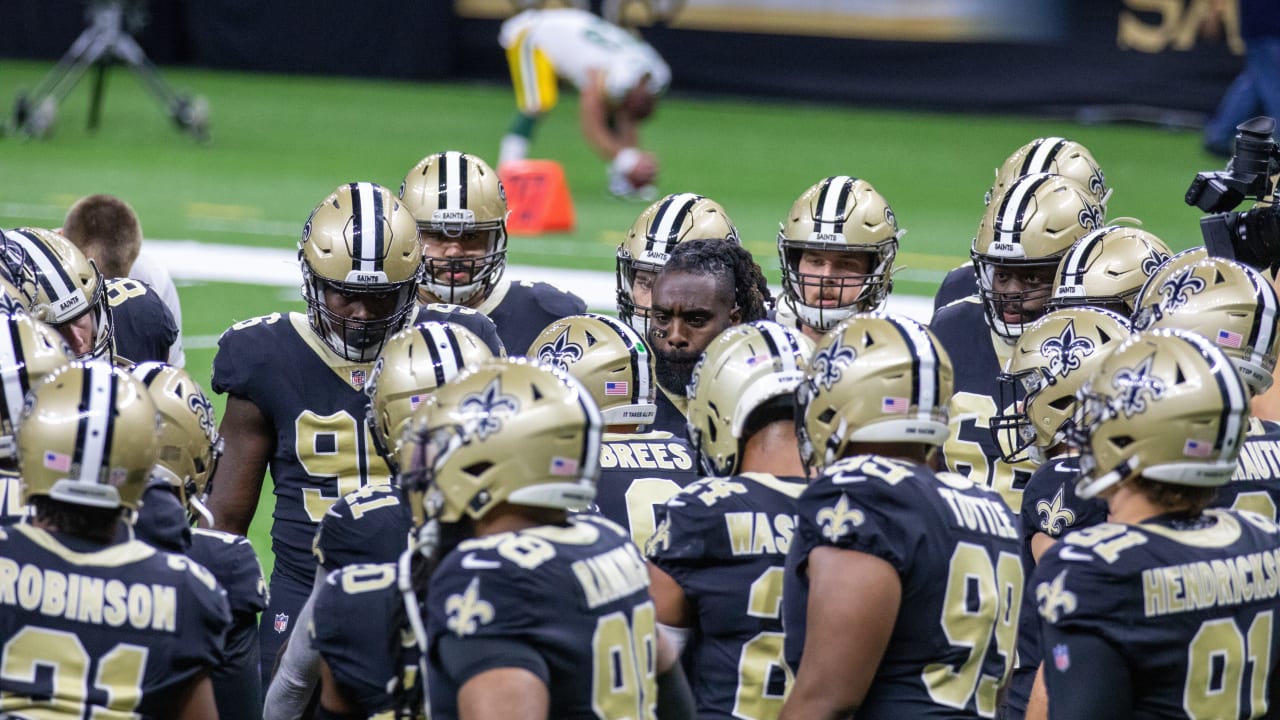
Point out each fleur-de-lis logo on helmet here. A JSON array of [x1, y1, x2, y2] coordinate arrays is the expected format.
[[1111, 353, 1165, 418], [459, 377, 520, 441], [187, 391, 217, 442], [1036, 487, 1077, 536], [1157, 267, 1206, 311], [1089, 166, 1106, 200], [445, 577, 495, 637], [1036, 569, 1079, 623], [812, 334, 858, 392], [1040, 320, 1095, 379], [1141, 246, 1170, 277], [535, 328, 583, 372], [816, 494, 865, 542], [1077, 202, 1104, 232]]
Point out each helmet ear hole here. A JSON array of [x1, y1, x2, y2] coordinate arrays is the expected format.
[[1109, 435, 1134, 450], [462, 461, 492, 477]]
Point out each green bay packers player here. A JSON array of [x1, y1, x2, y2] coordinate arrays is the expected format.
[[496, 8, 670, 198], [935, 137, 1110, 311], [0, 312, 73, 525], [1032, 329, 1280, 719], [776, 176, 899, 341], [616, 192, 739, 337], [399, 150, 585, 356], [931, 172, 1104, 512], [530, 312, 698, 551], [781, 314, 1022, 719], [647, 320, 812, 718], [393, 358, 693, 719], [987, 308, 1132, 719], [0, 361, 230, 718]]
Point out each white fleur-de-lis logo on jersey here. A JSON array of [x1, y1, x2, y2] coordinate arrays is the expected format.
[[1158, 267, 1206, 311], [1077, 202, 1104, 232], [445, 577, 495, 637], [459, 377, 520, 441], [1040, 320, 1095, 379], [1111, 354, 1165, 418], [812, 334, 858, 392], [1036, 570, 1078, 623], [647, 516, 672, 555], [1141, 247, 1170, 277], [1036, 487, 1076, 536], [816, 494, 865, 542], [536, 328, 583, 371]]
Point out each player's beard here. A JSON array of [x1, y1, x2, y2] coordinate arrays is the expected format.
[[653, 347, 700, 397]]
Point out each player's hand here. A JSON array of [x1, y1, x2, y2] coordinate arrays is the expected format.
[[629, 152, 659, 187]]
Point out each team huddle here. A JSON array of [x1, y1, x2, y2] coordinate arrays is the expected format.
[[0, 135, 1279, 720]]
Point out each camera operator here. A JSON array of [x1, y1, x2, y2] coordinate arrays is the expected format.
[[1204, 0, 1280, 158]]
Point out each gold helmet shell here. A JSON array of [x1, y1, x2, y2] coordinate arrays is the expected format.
[[7, 227, 112, 360], [530, 313, 657, 427], [685, 320, 814, 476], [986, 137, 1110, 211], [1048, 224, 1171, 316], [130, 362, 221, 510], [0, 313, 73, 460], [18, 361, 160, 509]]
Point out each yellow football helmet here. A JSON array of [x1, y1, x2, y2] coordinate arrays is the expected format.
[[972, 173, 1105, 340], [530, 313, 657, 427], [777, 176, 899, 332], [300, 182, 423, 362], [616, 193, 739, 335], [797, 313, 953, 472], [17, 361, 160, 509], [1047, 224, 1171, 316], [986, 137, 1110, 211], [685, 320, 814, 476], [129, 362, 221, 516], [365, 321, 496, 471], [400, 357, 600, 525], [399, 151, 508, 305], [1072, 329, 1248, 499], [7, 227, 112, 360], [990, 307, 1132, 463], [0, 313, 73, 461], [1132, 256, 1279, 396]]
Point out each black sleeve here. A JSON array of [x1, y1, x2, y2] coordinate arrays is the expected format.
[[655, 662, 695, 720], [1042, 624, 1133, 720], [211, 621, 264, 720], [435, 634, 549, 690]]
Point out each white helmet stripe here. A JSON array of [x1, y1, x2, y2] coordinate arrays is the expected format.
[[444, 151, 464, 211], [0, 317, 26, 429], [754, 320, 803, 374], [1248, 270, 1279, 371], [8, 231, 79, 305], [75, 364, 115, 485], [352, 182, 382, 274], [816, 176, 853, 236], [649, 193, 701, 252], [996, 173, 1051, 246], [421, 323, 463, 387], [1025, 137, 1068, 175], [1179, 331, 1249, 455], [893, 316, 940, 419]]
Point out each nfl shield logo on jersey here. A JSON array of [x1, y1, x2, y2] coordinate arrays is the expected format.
[[350, 369, 366, 389], [274, 612, 290, 634], [1053, 643, 1070, 672]]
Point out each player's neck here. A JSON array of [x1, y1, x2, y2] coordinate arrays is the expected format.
[[741, 421, 807, 477], [1104, 483, 1166, 525], [474, 503, 569, 537]]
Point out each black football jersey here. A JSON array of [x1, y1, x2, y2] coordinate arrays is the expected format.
[[413, 302, 505, 356], [647, 472, 806, 719], [650, 384, 688, 438], [784, 455, 1022, 718], [933, 264, 978, 312], [1034, 509, 1280, 718], [1218, 417, 1280, 521], [313, 483, 414, 572], [930, 297, 1035, 512], [426, 515, 657, 719], [0, 523, 230, 717], [474, 278, 586, 356], [594, 430, 699, 550], [107, 277, 178, 365], [212, 312, 393, 583], [0, 467, 25, 525]]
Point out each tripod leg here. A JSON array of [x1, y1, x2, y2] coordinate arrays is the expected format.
[[88, 61, 108, 132], [113, 33, 210, 142]]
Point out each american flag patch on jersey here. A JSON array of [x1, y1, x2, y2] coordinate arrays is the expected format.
[[605, 381, 628, 396], [1183, 439, 1213, 457], [1217, 329, 1243, 349], [882, 397, 909, 414], [550, 457, 579, 475], [43, 451, 71, 472]]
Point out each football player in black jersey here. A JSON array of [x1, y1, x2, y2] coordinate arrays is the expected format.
[[393, 358, 694, 719], [781, 314, 1022, 719], [205, 182, 425, 687], [1033, 329, 1280, 719], [0, 312, 73, 525], [0, 362, 230, 717], [647, 320, 812, 718], [399, 150, 585, 355], [988, 307, 1132, 719], [648, 238, 772, 436], [775, 176, 899, 341], [530, 312, 698, 549]]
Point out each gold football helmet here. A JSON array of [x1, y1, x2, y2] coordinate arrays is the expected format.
[[990, 307, 1132, 464], [17, 361, 160, 509], [797, 313, 953, 472], [1071, 329, 1248, 499], [7, 227, 112, 360], [300, 182, 423, 362], [972, 173, 1105, 340], [1132, 256, 1279, 396], [0, 313, 73, 461], [530, 313, 657, 427], [777, 176, 899, 332], [399, 151, 508, 305], [366, 321, 496, 471], [986, 137, 1110, 211], [685, 320, 814, 476], [0, 230, 38, 311], [1047, 224, 1171, 316], [400, 357, 600, 525], [616, 193, 739, 335], [129, 362, 221, 518]]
